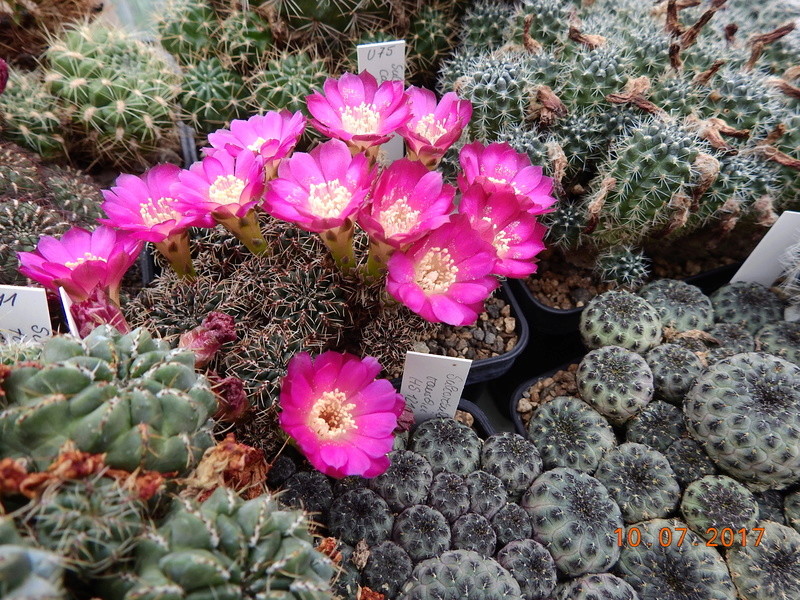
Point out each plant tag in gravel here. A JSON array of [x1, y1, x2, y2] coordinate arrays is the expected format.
[[59, 287, 80, 337], [401, 351, 472, 422], [733, 210, 800, 285], [357, 40, 406, 163], [0, 285, 51, 343]]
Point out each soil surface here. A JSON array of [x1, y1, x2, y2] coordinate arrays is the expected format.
[[516, 363, 579, 429]]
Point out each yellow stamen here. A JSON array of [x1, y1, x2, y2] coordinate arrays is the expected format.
[[413, 113, 447, 142], [140, 197, 181, 227], [308, 179, 353, 218], [414, 247, 458, 294], [340, 102, 381, 135], [379, 196, 420, 238], [209, 175, 246, 206], [308, 389, 357, 440], [65, 252, 107, 269]]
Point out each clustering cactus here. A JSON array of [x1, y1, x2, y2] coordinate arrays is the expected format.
[[393, 504, 452, 562], [180, 57, 247, 133], [363, 541, 413, 598], [368, 450, 433, 513], [0, 517, 64, 600], [480, 432, 542, 501], [496, 538, 557, 600], [451, 512, 496, 556], [664, 438, 718, 488], [491, 503, 532, 548], [595, 245, 651, 288], [427, 472, 470, 523], [554, 573, 639, 600], [329, 488, 394, 546], [579, 290, 663, 353], [756, 321, 800, 365]]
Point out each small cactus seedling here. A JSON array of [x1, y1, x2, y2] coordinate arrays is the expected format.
[[579, 290, 663, 353]]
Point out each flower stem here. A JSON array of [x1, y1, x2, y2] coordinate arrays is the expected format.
[[320, 219, 356, 273], [215, 209, 269, 256], [406, 149, 440, 170], [365, 238, 394, 280], [154, 231, 196, 279]]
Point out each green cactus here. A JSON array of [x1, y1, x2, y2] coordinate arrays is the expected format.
[[218, 10, 274, 73], [576, 345, 655, 425], [645, 343, 704, 403], [0, 517, 65, 600], [526, 395, 617, 474], [460, 0, 515, 52], [410, 417, 482, 476], [554, 573, 639, 600], [42, 165, 105, 224], [680, 475, 759, 542], [466, 471, 507, 519], [506, 0, 571, 50], [521, 467, 622, 576], [480, 432, 542, 502], [407, 3, 457, 85], [451, 512, 496, 557], [579, 290, 663, 353], [700, 67, 782, 134], [392, 504, 451, 562], [0, 325, 216, 474], [426, 472, 470, 523], [706, 322, 756, 363], [247, 51, 329, 115], [638, 279, 714, 332], [625, 400, 687, 453], [157, 0, 219, 62], [542, 201, 587, 248], [491, 504, 532, 548], [362, 541, 413, 598], [664, 438, 717, 488], [180, 57, 247, 134], [329, 488, 394, 547], [495, 538, 557, 600], [557, 45, 630, 110], [756, 321, 800, 365], [595, 245, 651, 289], [368, 450, 433, 513], [684, 352, 800, 491], [278, 470, 334, 520]]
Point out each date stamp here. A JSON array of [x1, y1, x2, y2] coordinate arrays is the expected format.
[[615, 526, 764, 548]]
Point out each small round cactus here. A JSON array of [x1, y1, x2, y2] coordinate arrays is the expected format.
[[638, 279, 714, 332], [645, 343, 704, 403], [527, 396, 617, 474], [0, 518, 64, 599], [491, 503, 533, 548], [595, 245, 651, 289], [328, 488, 394, 547], [180, 57, 246, 134], [576, 345, 655, 425], [554, 573, 639, 600], [706, 323, 756, 363], [521, 467, 623, 576], [466, 471, 508, 520], [625, 400, 687, 453], [684, 352, 800, 491], [754, 490, 787, 526], [480, 432, 542, 502], [785, 491, 800, 533], [756, 321, 800, 366], [617, 518, 737, 600], [247, 51, 329, 114], [451, 513, 497, 557], [710, 282, 783, 335], [579, 290, 663, 353], [726, 521, 800, 600], [496, 538, 557, 600], [393, 504, 451, 563], [664, 438, 717, 488], [369, 450, 434, 513], [680, 475, 759, 542], [362, 541, 413, 598], [411, 417, 482, 476], [426, 472, 470, 523], [279, 470, 334, 519], [594, 443, 681, 523]]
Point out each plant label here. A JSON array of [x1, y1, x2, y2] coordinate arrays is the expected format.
[[357, 40, 406, 163], [732, 210, 800, 285], [400, 351, 472, 422], [59, 287, 80, 337], [0, 285, 52, 343]]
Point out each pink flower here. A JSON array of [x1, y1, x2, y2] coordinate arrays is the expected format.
[[18, 226, 143, 303], [358, 158, 454, 248], [264, 139, 373, 232], [279, 351, 405, 478], [306, 71, 410, 152], [100, 164, 213, 243], [173, 150, 266, 221], [458, 142, 557, 213], [460, 185, 548, 278], [205, 111, 306, 177], [398, 88, 472, 168], [386, 215, 499, 326]]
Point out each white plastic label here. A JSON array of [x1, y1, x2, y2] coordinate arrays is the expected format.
[[0, 285, 52, 343], [59, 287, 80, 337], [400, 351, 472, 422], [357, 40, 406, 163], [732, 211, 800, 285]]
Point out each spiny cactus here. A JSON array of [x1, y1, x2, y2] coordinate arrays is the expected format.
[[786, 491, 800, 534], [329, 488, 394, 547], [706, 322, 756, 363], [506, 0, 571, 50], [554, 573, 639, 600], [426, 472, 470, 523], [710, 282, 783, 334], [579, 290, 663, 353], [595, 245, 651, 289], [218, 10, 274, 72], [392, 504, 451, 563], [480, 432, 542, 502], [756, 321, 800, 366], [407, 3, 458, 85], [0, 517, 64, 600], [410, 417, 482, 476], [526, 395, 617, 474], [279, 470, 334, 519], [625, 400, 687, 453], [680, 475, 759, 542], [491, 504, 532, 548], [645, 343, 704, 403], [684, 352, 800, 491], [521, 467, 622, 576], [496, 538, 557, 600], [459, 0, 515, 52], [638, 279, 714, 332], [664, 437, 717, 488], [466, 471, 507, 520], [368, 450, 433, 513], [451, 512, 496, 557], [246, 51, 329, 115], [180, 57, 247, 134], [754, 490, 787, 525], [362, 541, 413, 598], [157, 0, 219, 62]]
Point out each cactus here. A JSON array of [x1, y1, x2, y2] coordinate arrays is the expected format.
[[684, 352, 800, 491], [157, 0, 219, 62], [368, 450, 434, 513], [579, 290, 663, 353], [756, 321, 800, 366], [700, 67, 782, 134], [645, 343, 704, 403], [0, 517, 64, 600], [706, 322, 756, 363], [496, 538, 557, 600], [180, 57, 247, 134], [554, 573, 640, 600], [42, 166, 105, 224], [465, 471, 507, 520], [558, 45, 630, 110], [576, 345, 655, 425], [407, 3, 457, 85], [218, 10, 274, 72], [279, 470, 334, 519], [329, 488, 394, 547], [459, 0, 515, 52], [362, 541, 413, 598], [521, 467, 623, 576], [785, 491, 800, 534], [542, 200, 587, 248], [410, 417, 482, 476], [480, 432, 542, 502], [125, 487, 335, 600], [637, 279, 714, 332], [526, 395, 617, 474], [616, 518, 737, 600], [426, 472, 470, 523], [400, 549, 522, 600], [625, 400, 687, 453], [506, 0, 571, 49], [595, 245, 651, 289], [392, 504, 451, 562], [726, 520, 800, 600], [491, 504, 532, 548], [247, 51, 329, 115], [753, 490, 787, 525], [710, 282, 783, 335], [0, 325, 216, 474], [664, 438, 717, 488], [451, 512, 496, 557], [594, 443, 681, 524], [680, 475, 759, 542]]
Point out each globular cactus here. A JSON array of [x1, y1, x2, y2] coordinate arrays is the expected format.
[[451, 512, 496, 557], [557, 45, 630, 110], [625, 400, 687, 453], [521, 467, 622, 576], [247, 51, 329, 115], [576, 345, 655, 425], [180, 57, 247, 134], [638, 279, 714, 332], [368, 450, 434, 513], [700, 66, 783, 134], [664, 438, 717, 489], [465, 471, 507, 520], [680, 475, 760, 542], [491, 504, 532, 548], [785, 491, 800, 533], [279, 470, 334, 520], [710, 282, 783, 335], [684, 352, 800, 491], [542, 200, 587, 249], [362, 541, 413, 598], [480, 432, 542, 502], [217, 10, 274, 73], [392, 504, 451, 563], [756, 321, 800, 366], [554, 573, 639, 600], [496, 538, 557, 600], [426, 472, 470, 523], [407, 3, 458, 85], [526, 395, 617, 474], [506, 0, 570, 50], [459, 0, 515, 52], [410, 417, 482, 476], [0, 517, 64, 600], [706, 322, 756, 363], [616, 518, 737, 600], [329, 488, 394, 547], [594, 443, 681, 524], [645, 343, 704, 403], [579, 290, 663, 353], [594, 245, 651, 289], [157, 0, 219, 62], [753, 490, 787, 525]]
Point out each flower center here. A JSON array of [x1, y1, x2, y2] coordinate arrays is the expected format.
[[485, 176, 522, 195], [414, 247, 459, 294], [482, 216, 511, 256], [209, 174, 246, 206], [340, 102, 381, 135], [309, 389, 357, 440], [379, 196, 420, 239], [247, 136, 268, 152], [64, 252, 108, 269], [307, 179, 352, 218], [140, 196, 181, 227], [413, 113, 447, 142]]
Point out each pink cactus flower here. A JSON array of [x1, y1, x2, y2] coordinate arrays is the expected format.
[[458, 142, 557, 213], [18, 226, 143, 304], [306, 71, 411, 153], [0, 59, 8, 96], [460, 185, 548, 278], [205, 111, 306, 178], [398, 88, 472, 168], [279, 351, 405, 478], [386, 215, 499, 326]]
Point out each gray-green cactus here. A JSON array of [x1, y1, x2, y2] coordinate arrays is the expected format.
[[595, 245, 651, 289], [638, 279, 714, 332], [579, 290, 663, 353], [491, 504, 532, 548], [466, 471, 507, 520], [392, 504, 451, 563], [426, 472, 470, 524], [554, 573, 640, 600], [362, 541, 413, 598], [0, 518, 65, 600], [369, 450, 433, 513], [680, 475, 759, 542], [710, 282, 783, 335], [645, 343, 704, 403], [496, 538, 557, 600], [411, 417, 482, 476], [451, 512, 496, 557], [480, 432, 542, 502], [785, 491, 800, 534], [756, 321, 800, 366], [329, 488, 394, 547], [664, 438, 717, 488], [625, 400, 687, 453]]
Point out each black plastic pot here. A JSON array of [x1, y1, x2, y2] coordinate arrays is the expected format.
[[509, 359, 581, 437], [682, 261, 742, 295], [458, 398, 497, 438]]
